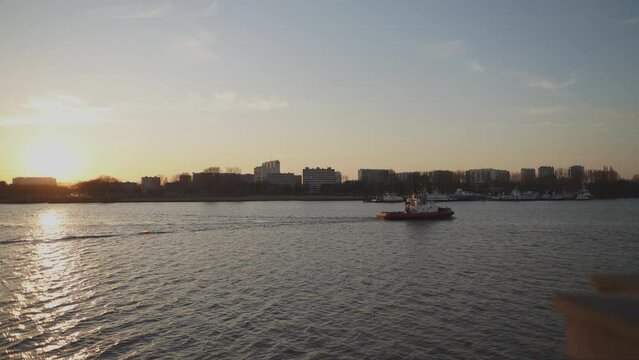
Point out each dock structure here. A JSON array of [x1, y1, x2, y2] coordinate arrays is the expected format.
[[554, 273, 639, 359]]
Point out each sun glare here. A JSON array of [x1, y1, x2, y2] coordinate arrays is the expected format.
[[25, 143, 79, 181]]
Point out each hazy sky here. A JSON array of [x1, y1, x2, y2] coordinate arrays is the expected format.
[[1, 0, 638, 182]]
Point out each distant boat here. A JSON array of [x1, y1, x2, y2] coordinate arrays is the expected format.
[[365, 192, 405, 203], [426, 191, 451, 202], [551, 192, 569, 200], [520, 191, 540, 201], [500, 192, 516, 201], [377, 193, 454, 220], [381, 192, 405, 202], [451, 188, 485, 201], [492, 189, 538, 201], [539, 192, 571, 200], [576, 188, 593, 200]]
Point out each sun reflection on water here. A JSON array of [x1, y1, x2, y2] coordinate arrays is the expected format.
[[35, 208, 67, 240], [4, 208, 99, 359]]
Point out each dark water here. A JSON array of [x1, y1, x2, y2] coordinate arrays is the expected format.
[[1, 200, 638, 359]]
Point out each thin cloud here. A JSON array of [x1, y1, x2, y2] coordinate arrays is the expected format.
[[528, 78, 575, 91], [421, 40, 466, 61], [108, 3, 172, 19], [622, 18, 639, 25], [102, 2, 218, 19], [470, 60, 484, 72], [520, 103, 638, 130], [519, 70, 579, 92], [523, 120, 569, 128], [197, 1, 218, 18], [183, 92, 289, 112], [524, 106, 569, 116], [421, 40, 485, 73], [175, 31, 216, 62], [0, 94, 113, 127]]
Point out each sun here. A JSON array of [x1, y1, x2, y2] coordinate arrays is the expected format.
[[25, 142, 79, 181]]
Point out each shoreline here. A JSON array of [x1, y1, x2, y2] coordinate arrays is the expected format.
[[0, 195, 365, 204], [1, 196, 637, 205]]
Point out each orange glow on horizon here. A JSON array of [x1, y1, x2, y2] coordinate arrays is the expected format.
[[23, 142, 81, 182]]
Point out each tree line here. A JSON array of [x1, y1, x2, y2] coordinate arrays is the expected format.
[[1, 166, 639, 201]]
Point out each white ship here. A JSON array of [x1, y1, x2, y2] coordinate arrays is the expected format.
[[426, 191, 451, 202], [520, 191, 540, 200], [381, 192, 405, 202], [575, 188, 593, 200]]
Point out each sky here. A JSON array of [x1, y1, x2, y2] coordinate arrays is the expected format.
[[1, 0, 638, 183]]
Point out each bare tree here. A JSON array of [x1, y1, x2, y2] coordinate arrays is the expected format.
[[226, 167, 241, 174], [555, 168, 567, 180], [203, 167, 220, 174], [97, 175, 120, 183]]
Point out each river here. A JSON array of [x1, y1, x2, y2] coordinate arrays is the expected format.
[[1, 200, 638, 358]]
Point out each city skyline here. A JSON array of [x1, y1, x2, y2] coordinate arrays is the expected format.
[[3, 160, 625, 186], [1, 1, 638, 182]]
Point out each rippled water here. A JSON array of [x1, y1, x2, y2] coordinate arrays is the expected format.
[[1, 200, 638, 359]]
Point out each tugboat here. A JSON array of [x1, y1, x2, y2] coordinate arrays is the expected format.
[[376, 193, 454, 220]]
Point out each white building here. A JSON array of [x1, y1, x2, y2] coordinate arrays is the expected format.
[[254, 160, 281, 182], [12, 177, 57, 186], [303, 167, 339, 194]]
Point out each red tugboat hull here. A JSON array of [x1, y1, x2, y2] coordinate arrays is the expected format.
[[376, 209, 454, 220]]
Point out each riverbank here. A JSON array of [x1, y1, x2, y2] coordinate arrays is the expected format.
[[0, 195, 365, 204]]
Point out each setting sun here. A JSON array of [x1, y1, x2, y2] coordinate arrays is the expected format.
[[25, 143, 79, 181]]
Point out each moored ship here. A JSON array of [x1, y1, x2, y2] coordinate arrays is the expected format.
[[377, 193, 454, 220], [575, 188, 593, 200], [426, 191, 451, 202], [365, 192, 405, 203]]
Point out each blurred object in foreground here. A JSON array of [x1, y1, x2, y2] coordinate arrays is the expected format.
[[555, 273, 639, 359]]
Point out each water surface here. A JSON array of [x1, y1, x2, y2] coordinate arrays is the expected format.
[[1, 200, 638, 359]]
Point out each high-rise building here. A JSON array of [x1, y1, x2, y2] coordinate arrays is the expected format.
[[303, 167, 339, 194], [11, 177, 57, 186], [538, 166, 555, 180], [428, 170, 455, 184], [265, 173, 301, 187], [465, 169, 510, 185], [568, 165, 585, 184], [254, 160, 281, 182], [141, 176, 161, 192], [396, 171, 421, 182], [521, 168, 536, 184], [192, 172, 215, 189], [178, 174, 192, 185], [358, 169, 391, 184]]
